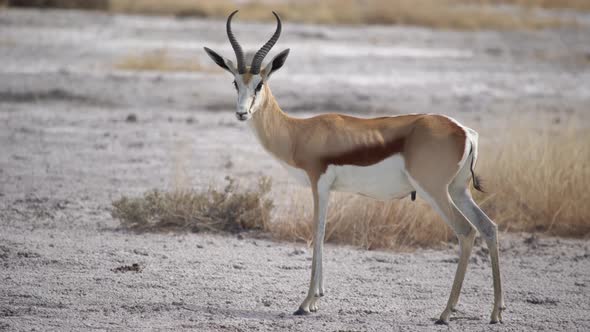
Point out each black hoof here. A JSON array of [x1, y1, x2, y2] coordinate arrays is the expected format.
[[293, 308, 309, 316], [435, 319, 449, 325], [310, 307, 317, 312], [451, 308, 457, 313], [490, 320, 499, 324], [319, 292, 325, 297]]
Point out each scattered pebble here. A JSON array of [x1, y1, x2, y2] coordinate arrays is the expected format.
[[133, 249, 148, 256], [288, 248, 306, 256], [526, 296, 558, 305], [125, 114, 137, 123], [112, 263, 142, 273]]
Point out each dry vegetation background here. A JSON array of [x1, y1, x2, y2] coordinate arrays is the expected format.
[[4, 0, 590, 29]]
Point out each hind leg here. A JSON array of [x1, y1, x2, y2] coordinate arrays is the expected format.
[[406, 176, 476, 325], [450, 187, 505, 323]]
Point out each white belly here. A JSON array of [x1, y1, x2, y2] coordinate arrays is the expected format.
[[329, 154, 414, 200], [280, 155, 415, 201]]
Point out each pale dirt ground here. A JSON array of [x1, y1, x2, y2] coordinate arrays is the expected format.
[[1, 8, 590, 331]]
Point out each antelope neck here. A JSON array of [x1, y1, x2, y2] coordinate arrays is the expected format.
[[248, 86, 297, 166]]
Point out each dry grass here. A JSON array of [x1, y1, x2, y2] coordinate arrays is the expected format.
[[112, 176, 273, 233], [8, 0, 575, 30], [106, 0, 566, 30], [114, 49, 208, 72], [112, 122, 590, 250], [273, 192, 450, 250], [488, 0, 590, 11], [475, 124, 590, 236]]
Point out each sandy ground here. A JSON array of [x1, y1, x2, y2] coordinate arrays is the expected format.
[[1, 8, 590, 331]]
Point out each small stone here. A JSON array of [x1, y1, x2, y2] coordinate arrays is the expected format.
[[125, 114, 138, 123], [133, 249, 148, 256]]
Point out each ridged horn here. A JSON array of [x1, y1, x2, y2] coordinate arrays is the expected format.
[[250, 11, 282, 74], [227, 10, 246, 74]]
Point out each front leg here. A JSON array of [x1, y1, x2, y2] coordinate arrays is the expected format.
[[294, 174, 331, 315]]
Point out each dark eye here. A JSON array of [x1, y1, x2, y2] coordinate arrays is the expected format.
[[232, 80, 238, 90], [255, 82, 263, 92]]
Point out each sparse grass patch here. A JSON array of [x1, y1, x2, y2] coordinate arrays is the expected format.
[[107, 0, 230, 17], [114, 49, 208, 72], [112, 176, 273, 233]]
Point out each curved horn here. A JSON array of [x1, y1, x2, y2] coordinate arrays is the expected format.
[[227, 10, 246, 74], [250, 11, 282, 74]]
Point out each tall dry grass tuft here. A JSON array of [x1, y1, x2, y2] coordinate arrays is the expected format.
[[476, 125, 590, 236]]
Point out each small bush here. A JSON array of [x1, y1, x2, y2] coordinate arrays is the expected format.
[[112, 176, 273, 233]]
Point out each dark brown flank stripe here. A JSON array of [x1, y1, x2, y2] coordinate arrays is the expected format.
[[321, 137, 406, 173]]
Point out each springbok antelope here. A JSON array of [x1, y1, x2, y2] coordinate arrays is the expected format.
[[204, 10, 505, 325]]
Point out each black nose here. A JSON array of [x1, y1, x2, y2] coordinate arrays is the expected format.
[[236, 112, 247, 120]]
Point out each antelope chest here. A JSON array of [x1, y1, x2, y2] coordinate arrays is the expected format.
[[280, 161, 311, 187]]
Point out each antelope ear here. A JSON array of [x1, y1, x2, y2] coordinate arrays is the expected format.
[[263, 48, 290, 79], [204, 47, 237, 75]]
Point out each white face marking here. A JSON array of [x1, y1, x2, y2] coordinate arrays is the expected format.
[[234, 74, 265, 121]]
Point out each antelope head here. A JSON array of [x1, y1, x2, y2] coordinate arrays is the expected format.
[[204, 10, 290, 121]]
